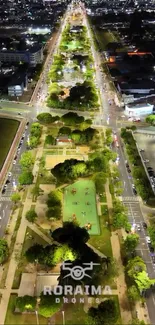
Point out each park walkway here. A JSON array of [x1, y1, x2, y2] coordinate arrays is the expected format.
[[0, 133, 47, 324], [105, 179, 151, 324], [105, 179, 132, 324]]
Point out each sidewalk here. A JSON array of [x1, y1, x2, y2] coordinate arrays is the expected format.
[[0, 134, 46, 324], [105, 179, 132, 324]]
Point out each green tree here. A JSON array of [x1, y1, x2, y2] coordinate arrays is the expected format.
[[30, 123, 42, 138], [37, 113, 53, 124], [148, 226, 155, 247], [61, 112, 84, 126], [39, 293, 62, 318], [46, 206, 61, 220], [127, 285, 140, 303], [146, 115, 155, 125], [113, 212, 128, 229], [26, 209, 37, 223], [16, 296, 36, 312], [134, 271, 155, 292], [92, 172, 107, 194], [47, 190, 62, 208], [11, 192, 21, 204], [19, 152, 34, 170], [0, 239, 9, 264], [45, 135, 55, 145], [123, 234, 139, 254], [88, 299, 119, 325], [126, 257, 146, 279], [25, 244, 44, 263], [29, 136, 40, 148], [31, 184, 41, 200], [18, 171, 33, 185], [58, 126, 71, 135]]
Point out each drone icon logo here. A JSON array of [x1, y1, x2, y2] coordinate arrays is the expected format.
[[62, 261, 100, 281]]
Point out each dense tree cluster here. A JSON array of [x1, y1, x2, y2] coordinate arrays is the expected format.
[[18, 151, 34, 185], [51, 149, 109, 182], [0, 239, 9, 264], [28, 123, 42, 149], [37, 113, 60, 124], [46, 190, 62, 220], [112, 199, 131, 230], [88, 298, 119, 325]]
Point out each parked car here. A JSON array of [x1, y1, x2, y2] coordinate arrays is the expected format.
[[137, 224, 141, 231], [146, 236, 151, 244], [140, 149, 145, 152], [8, 172, 12, 177], [2, 188, 6, 194], [143, 159, 149, 163]]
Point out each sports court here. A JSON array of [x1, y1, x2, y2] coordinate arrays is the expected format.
[[63, 180, 100, 235]]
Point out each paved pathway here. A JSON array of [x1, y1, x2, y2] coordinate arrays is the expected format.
[[105, 179, 132, 324], [0, 133, 46, 324]]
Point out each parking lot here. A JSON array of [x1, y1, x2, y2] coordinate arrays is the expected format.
[[134, 132, 155, 192], [134, 132, 155, 171]]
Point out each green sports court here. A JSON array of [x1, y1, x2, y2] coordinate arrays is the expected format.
[[63, 180, 100, 235]]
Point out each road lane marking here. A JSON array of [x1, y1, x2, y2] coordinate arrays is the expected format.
[[153, 297, 155, 305]]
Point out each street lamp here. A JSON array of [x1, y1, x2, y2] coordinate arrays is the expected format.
[[35, 297, 41, 325], [62, 310, 65, 325]]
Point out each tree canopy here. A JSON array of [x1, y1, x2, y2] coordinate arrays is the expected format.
[[16, 295, 36, 312], [25, 209, 37, 223], [19, 152, 34, 170], [88, 299, 119, 325], [18, 171, 33, 185], [0, 239, 9, 264]]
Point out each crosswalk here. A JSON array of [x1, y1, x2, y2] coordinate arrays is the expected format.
[[0, 197, 11, 202], [122, 196, 139, 202]]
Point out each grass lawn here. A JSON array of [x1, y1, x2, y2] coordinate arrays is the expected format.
[[0, 118, 19, 170], [63, 40, 83, 51], [55, 298, 88, 325], [12, 227, 48, 289], [64, 180, 100, 235], [88, 213, 112, 257], [5, 294, 47, 325]]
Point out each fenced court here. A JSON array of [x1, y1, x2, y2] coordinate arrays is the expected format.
[[64, 180, 100, 235]]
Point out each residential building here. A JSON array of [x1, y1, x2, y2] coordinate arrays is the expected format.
[[8, 72, 28, 97], [125, 103, 154, 116], [0, 46, 43, 67]]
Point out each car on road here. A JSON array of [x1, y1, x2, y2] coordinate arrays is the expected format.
[[136, 224, 141, 231], [132, 185, 137, 195], [8, 172, 12, 177], [13, 160, 16, 165], [127, 167, 131, 173], [148, 171, 154, 177], [143, 222, 147, 229], [140, 149, 145, 152], [147, 167, 153, 171], [26, 122, 29, 126], [2, 188, 6, 194], [5, 179, 10, 184], [143, 159, 149, 163], [146, 236, 151, 244], [148, 244, 154, 253], [18, 112, 22, 115]]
